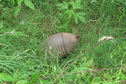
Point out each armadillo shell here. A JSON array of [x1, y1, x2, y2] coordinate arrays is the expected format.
[[43, 33, 80, 57]]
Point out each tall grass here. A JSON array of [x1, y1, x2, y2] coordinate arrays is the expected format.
[[0, 0, 126, 83]]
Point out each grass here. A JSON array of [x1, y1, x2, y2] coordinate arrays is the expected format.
[[0, 0, 126, 83]]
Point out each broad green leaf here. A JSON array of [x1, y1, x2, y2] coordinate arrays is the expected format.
[[63, 1, 69, 8], [78, 16, 87, 23], [32, 73, 40, 82], [17, 0, 23, 6], [14, 7, 21, 17], [73, 4, 82, 9], [0, 73, 13, 81], [78, 12, 86, 16], [16, 80, 28, 84], [72, 0, 82, 9], [69, 1, 74, 6], [64, 10, 73, 18], [24, 0, 35, 10], [56, 1, 68, 9]]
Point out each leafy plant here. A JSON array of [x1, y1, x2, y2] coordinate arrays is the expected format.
[[0, 73, 13, 83], [56, 0, 87, 24], [15, 0, 35, 16], [0, 72, 42, 84], [1, 0, 35, 17]]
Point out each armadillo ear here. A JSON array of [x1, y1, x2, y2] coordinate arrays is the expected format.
[[76, 35, 80, 40]]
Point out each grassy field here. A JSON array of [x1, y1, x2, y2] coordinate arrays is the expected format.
[[0, 0, 126, 84]]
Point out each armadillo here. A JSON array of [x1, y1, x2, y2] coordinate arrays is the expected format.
[[42, 33, 80, 57]]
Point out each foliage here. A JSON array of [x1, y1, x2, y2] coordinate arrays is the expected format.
[[56, 0, 87, 24], [0, 72, 42, 84], [0, 0, 35, 16], [0, 0, 126, 83]]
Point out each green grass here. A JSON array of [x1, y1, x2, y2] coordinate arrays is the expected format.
[[0, 0, 126, 84]]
